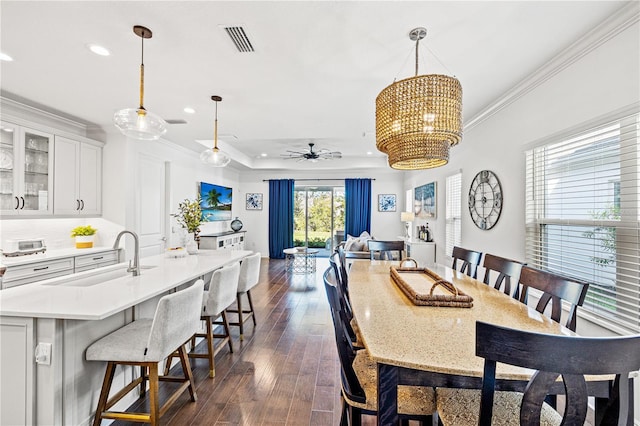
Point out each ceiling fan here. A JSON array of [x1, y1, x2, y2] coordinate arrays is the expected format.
[[282, 143, 342, 162]]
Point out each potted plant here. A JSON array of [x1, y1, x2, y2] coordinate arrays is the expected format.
[[171, 196, 207, 251], [71, 225, 97, 249]]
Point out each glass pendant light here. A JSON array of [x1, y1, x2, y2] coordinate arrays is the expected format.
[[113, 25, 167, 140], [200, 96, 231, 167]]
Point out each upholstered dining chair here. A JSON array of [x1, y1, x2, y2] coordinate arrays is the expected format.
[[481, 253, 525, 299], [323, 267, 437, 425], [166, 262, 240, 378], [518, 266, 589, 332], [228, 252, 261, 340], [368, 240, 405, 261], [451, 246, 483, 279], [438, 321, 640, 426], [86, 280, 204, 426]]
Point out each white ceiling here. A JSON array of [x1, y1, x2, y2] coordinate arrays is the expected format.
[[0, 1, 627, 171]]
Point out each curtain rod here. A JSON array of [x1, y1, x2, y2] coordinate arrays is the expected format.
[[262, 178, 376, 182]]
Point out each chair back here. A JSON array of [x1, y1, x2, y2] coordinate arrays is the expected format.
[[475, 321, 640, 426], [481, 253, 524, 299], [237, 252, 261, 293], [336, 244, 349, 285], [451, 246, 483, 279], [329, 253, 358, 343], [203, 262, 241, 317], [146, 279, 205, 361], [368, 240, 405, 261], [518, 266, 589, 332], [323, 267, 366, 404]]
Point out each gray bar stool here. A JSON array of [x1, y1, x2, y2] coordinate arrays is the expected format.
[[166, 262, 240, 378], [86, 279, 205, 426], [228, 252, 261, 340]]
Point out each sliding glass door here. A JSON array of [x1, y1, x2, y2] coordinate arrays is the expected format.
[[294, 185, 345, 256]]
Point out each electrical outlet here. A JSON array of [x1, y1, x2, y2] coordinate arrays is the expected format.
[[35, 342, 52, 365]]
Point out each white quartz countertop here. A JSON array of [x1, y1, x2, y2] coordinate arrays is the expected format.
[[0, 249, 252, 320], [0, 246, 119, 267]]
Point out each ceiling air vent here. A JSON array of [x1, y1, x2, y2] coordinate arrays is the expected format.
[[224, 26, 255, 53], [165, 119, 187, 125]]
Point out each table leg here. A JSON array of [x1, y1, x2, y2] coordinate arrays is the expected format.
[[378, 363, 399, 425]]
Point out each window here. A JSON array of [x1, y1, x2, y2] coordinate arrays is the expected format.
[[525, 111, 639, 332], [446, 173, 462, 257]]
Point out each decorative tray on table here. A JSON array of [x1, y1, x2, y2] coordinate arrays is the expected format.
[[390, 266, 473, 308]]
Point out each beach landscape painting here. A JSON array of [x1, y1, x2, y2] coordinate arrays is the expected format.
[[414, 182, 436, 219], [200, 182, 232, 221]]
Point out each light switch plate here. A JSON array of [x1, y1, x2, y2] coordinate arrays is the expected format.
[[35, 342, 52, 365]]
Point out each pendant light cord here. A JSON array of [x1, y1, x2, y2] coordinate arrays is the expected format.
[[213, 101, 219, 150], [415, 37, 420, 77], [139, 29, 145, 111]]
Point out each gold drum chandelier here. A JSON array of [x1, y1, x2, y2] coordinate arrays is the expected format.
[[376, 27, 462, 170]]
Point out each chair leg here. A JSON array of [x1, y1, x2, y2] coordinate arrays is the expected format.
[[178, 344, 197, 402], [237, 293, 244, 341], [93, 361, 116, 426], [221, 310, 233, 353], [148, 363, 159, 426], [247, 290, 257, 326], [205, 317, 215, 378]]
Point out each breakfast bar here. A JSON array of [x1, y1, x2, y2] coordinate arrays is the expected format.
[[0, 249, 251, 425]]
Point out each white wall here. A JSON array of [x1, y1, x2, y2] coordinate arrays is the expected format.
[[239, 169, 405, 257], [404, 17, 640, 419]]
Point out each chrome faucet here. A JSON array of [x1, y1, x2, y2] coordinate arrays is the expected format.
[[113, 230, 141, 276]]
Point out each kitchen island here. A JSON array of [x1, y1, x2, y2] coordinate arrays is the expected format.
[[0, 249, 252, 425]]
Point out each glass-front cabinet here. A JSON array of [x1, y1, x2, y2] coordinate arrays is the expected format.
[[0, 122, 54, 215]]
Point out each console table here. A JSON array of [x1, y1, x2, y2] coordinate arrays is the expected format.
[[199, 230, 246, 251]]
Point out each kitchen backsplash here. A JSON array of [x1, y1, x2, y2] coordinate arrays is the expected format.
[[0, 218, 124, 251]]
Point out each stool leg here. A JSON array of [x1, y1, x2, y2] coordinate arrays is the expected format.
[[178, 344, 197, 402], [205, 317, 215, 378], [148, 363, 159, 426], [93, 361, 116, 426], [247, 290, 257, 326], [221, 310, 233, 353], [163, 353, 173, 376], [237, 293, 244, 340], [139, 365, 147, 396]]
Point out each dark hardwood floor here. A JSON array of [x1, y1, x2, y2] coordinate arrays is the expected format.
[[110, 257, 370, 425]]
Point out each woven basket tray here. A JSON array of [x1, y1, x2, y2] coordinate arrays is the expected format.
[[390, 266, 474, 308]]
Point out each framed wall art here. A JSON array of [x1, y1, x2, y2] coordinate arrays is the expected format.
[[246, 193, 263, 210], [414, 182, 436, 218], [378, 194, 397, 212]]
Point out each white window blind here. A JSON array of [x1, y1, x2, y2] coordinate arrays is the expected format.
[[446, 173, 462, 257], [525, 110, 640, 332]]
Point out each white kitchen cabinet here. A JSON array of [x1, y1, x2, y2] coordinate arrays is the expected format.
[[0, 122, 54, 216], [1, 249, 120, 289], [405, 240, 436, 268], [53, 136, 102, 215]]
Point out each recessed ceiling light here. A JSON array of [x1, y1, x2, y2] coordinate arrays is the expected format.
[[0, 52, 14, 62], [261, 153, 267, 157], [183, 107, 196, 114], [1, 127, 14, 133], [366, 151, 373, 155], [87, 44, 110, 56]]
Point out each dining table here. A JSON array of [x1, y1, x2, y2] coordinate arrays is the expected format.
[[347, 260, 629, 425]]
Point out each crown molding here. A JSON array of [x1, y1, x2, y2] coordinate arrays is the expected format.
[[464, 2, 640, 132]]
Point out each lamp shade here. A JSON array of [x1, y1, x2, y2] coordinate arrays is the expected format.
[[113, 108, 167, 141], [376, 74, 462, 169], [401, 211, 415, 222]]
